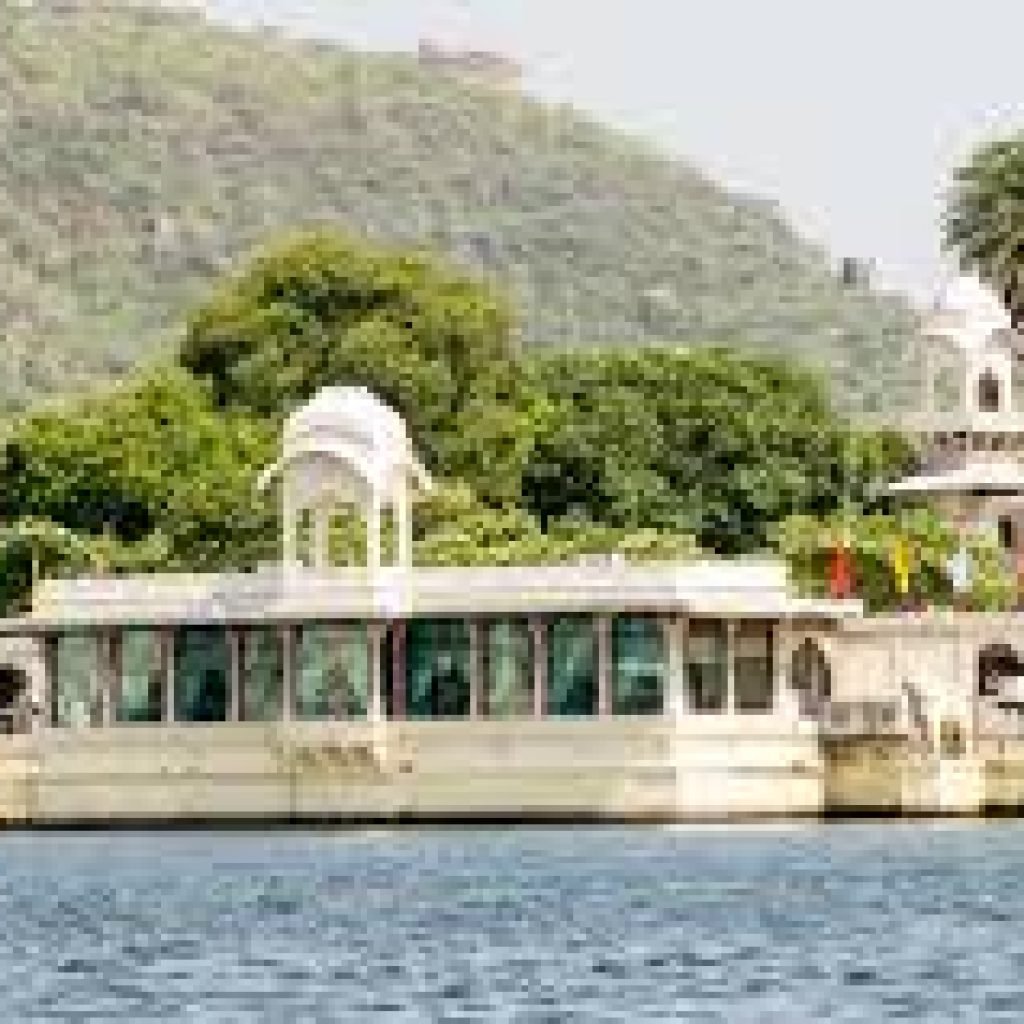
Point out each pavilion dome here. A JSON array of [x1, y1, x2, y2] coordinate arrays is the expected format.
[[260, 386, 431, 499], [284, 386, 409, 452], [927, 275, 1011, 351]]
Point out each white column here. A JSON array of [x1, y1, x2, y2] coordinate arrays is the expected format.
[[469, 620, 483, 719], [281, 626, 294, 722], [726, 620, 737, 715], [101, 632, 117, 728], [229, 629, 242, 723], [40, 636, 57, 731], [775, 622, 800, 722], [162, 629, 175, 724], [367, 487, 382, 573], [313, 505, 330, 569], [596, 615, 612, 717], [530, 617, 547, 718], [282, 486, 298, 567], [368, 622, 384, 723], [665, 615, 689, 721], [396, 473, 412, 569]]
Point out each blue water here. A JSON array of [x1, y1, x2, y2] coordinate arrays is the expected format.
[[0, 823, 1022, 1021]]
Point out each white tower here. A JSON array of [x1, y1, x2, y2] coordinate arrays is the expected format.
[[258, 387, 431, 572], [889, 276, 1024, 551]]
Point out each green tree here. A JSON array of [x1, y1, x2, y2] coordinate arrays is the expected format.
[[180, 230, 521, 479], [945, 134, 1024, 325], [0, 228, 918, 613], [0, 369, 279, 572], [414, 483, 699, 567], [519, 347, 913, 554], [0, 518, 169, 615], [777, 508, 1014, 613]]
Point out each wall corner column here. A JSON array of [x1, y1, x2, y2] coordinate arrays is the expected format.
[[596, 615, 612, 717], [725, 619, 737, 715], [161, 628, 175, 724], [390, 620, 407, 720], [40, 635, 56, 731], [530, 616, 547, 719], [775, 621, 799, 722], [280, 625, 294, 722], [101, 631, 117, 728], [228, 628, 242, 723], [469, 620, 483, 719], [666, 614, 688, 721], [368, 622, 384, 723]]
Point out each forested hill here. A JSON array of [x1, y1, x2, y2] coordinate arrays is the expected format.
[[0, 0, 916, 413]]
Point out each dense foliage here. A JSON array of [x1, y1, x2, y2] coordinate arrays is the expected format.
[[0, 230, 917, 613], [945, 133, 1024, 327], [777, 509, 1015, 613], [0, 0, 917, 414]]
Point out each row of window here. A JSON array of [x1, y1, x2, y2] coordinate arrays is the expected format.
[[46, 616, 776, 727]]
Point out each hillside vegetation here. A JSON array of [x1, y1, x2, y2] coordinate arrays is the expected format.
[[0, 0, 917, 413]]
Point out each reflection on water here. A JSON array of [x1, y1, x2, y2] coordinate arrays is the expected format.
[[0, 822, 1021, 1021]]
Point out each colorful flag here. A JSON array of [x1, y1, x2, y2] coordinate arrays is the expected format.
[[946, 545, 972, 595], [828, 538, 854, 599], [890, 535, 911, 597]]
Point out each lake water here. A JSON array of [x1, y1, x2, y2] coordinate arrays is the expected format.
[[1, 822, 1022, 1021]]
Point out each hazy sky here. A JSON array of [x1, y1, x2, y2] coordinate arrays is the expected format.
[[204, 0, 1024, 304]]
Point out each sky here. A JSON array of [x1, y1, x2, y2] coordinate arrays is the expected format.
[[202, 0, 1024, 305]]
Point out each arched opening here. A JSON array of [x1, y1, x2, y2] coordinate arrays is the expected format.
[[0, 665, 30, 735], [978, 369, 1002, 413], [978, 644, 1024, 700], [977, 644, 1024, 736], [998, 516, 1016, 553], [790, 639, 832, 719]]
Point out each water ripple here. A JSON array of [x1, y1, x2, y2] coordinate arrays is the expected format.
[[0, 822, 1020, 1020]]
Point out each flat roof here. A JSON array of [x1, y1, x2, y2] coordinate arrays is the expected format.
[[0, 560, 861, 634], [887, 460, 1024, 495]]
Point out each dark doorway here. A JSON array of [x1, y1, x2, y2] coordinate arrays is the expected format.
[[978, 644, 1024, 699], [790, 639, 832, 719], [979, 370, 1002, 413], [0, 666, 29, 735]]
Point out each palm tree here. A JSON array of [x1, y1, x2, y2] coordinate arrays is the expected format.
[[944, 135, 1024, 327]]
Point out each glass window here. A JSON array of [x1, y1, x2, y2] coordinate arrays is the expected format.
[[173, 627, 229, 723], [406, 619, 471, 719], [239, 628, 283, 722], [116, 629, 164, 723], [295, 624, 370, 720], [51, 633, 105, 727], [612, 615, 666, 715], [734, 620, 774, 713], [484, 618, 533, 717], [547, 616, 596, 717], [686, 620, 727, 713]]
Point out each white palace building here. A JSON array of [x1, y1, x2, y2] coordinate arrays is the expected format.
[[3, 280, 1024, 824]]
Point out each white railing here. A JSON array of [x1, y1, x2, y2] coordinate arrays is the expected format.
[[819, 699, 905, 739], [29, 559, 815, 624]]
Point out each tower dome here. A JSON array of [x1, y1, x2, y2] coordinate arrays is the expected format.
[[259, 387, 431, 571], [928, 275, 1011, 351], [282, 386, 413, 466]]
